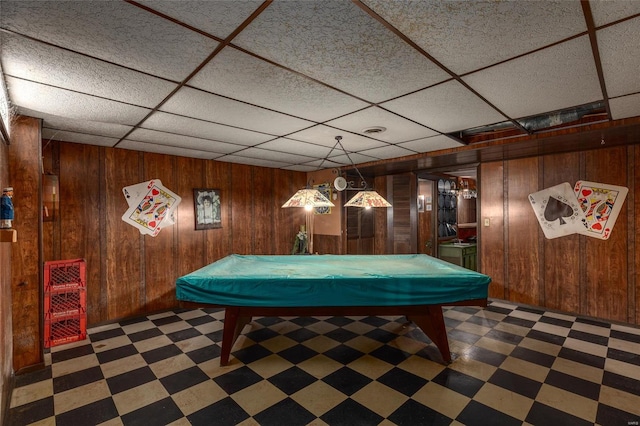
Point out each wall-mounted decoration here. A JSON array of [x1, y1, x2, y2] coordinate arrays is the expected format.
[[313, 182, 332, 215], [121, 179, 181, 236], [43, 174, 59, 222], [437, 178, 457, 238], [194, 188, 221, 230], [418, 194, 425, 212], [528, 180, 628, 240]]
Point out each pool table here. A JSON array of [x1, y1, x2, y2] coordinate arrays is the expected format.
[[176, 254, 491, 365]]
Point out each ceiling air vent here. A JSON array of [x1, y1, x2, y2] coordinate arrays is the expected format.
[[362, 126, 386, 135]]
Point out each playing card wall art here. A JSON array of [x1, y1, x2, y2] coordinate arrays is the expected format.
[[194, 189, 221, 230], [121, 179, 181, 237], [528, 181, 627, 240]]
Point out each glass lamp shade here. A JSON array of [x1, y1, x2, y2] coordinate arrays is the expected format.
[[344, 190, 392, 208], [282, 188, 335, 209]]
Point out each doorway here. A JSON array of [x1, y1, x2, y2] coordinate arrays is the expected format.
[[417, 167, 478, 270]]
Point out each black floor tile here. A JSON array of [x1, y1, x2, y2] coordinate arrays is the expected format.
[[376, 367, 428, 396], [55, 397, 119, 426], [89, 327, 126, 342], [321, 398, 384, 426], [95, 343, 138, 364], [602, 370, 640, 397], [369, 344, 410, 365], [267, 366, 317, 395], [51, 343, 95, 362], [488, 368, 542, 399], [106, 366, 157, 394], [166, 327, 203, 342], [558, 347, 605, 369], [325, 316, 356, 327], [284, 327, 319, 343], [323, 343, 366, 364], [187, 397, 250, 426], [510, 346, 556, 368], [140, 343, 183, 364], [276, 343, 318, 364], [457, 400, 522, 426], [360, 316, 392, 327], [364, 327, 400, 343], [243, 327, 281, 342], [526, 328, 567, 346], [127, 327, 163, 343], [213, 365, 264, 394], [186, 314, 215, 327], [324, 327, 359, 343], [539, 315, 574, 328], [544, 370, 600, 400], [151, 315, 183, 327], [53, 365, 104, 393], [253, 397, 316, 426], [448, 328, 483, 345], [322, 367, 372, 396], [289, 316, 321, 327], [120, 396, 184, 426], [503, 315, 537, 328], [610, 329, 640, 344], [607, 347, 640, 367], [567, 329, 608, 346], [231, 343, 273, 364], [526, 401, 593, 426], [596, 402, 640, 426], [465, 345, 507, 367], [431, 369, 484, 398], [388, 398, 453, 426], [485, 328, 525, 345], [8, 396, 54, 425], [160, 365, 209, 394], [186, 343, 221, 364]]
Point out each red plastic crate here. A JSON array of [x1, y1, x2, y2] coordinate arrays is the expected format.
[[44, 259, 86, 292], [45, 288, 86, 319], [44, 313, 87, 348]]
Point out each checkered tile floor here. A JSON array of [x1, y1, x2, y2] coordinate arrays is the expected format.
[[8, 300, 640, 425]]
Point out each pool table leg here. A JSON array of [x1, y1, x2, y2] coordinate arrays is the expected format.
[[407, 306, 451, 363], [220, 307, 252, 366]]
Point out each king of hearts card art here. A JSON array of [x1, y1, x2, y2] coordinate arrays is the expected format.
[[573, 180, 628, 240]]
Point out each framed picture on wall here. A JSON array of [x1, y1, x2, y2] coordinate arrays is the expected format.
[[194, 188, 221, 230], [418, 194, 425, 212]]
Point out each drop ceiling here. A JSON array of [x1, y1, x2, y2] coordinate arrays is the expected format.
[[1, 0, 639, 172]]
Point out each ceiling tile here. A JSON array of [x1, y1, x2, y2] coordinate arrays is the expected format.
[[189, 47, 369, 122], [232, 147, 315, 164], [286, 125, 387, 151], [232, 0, 450, 102], [1, 34, 177, 108], [381, 80, 506, 133], [117, 139, 220, 160], [32, 110, 133, 139], [590, 1, 640, 26], [328, 152, 379, 166], [258, 139, 335, 158], [282, 165, 320, 172], [7, 77, 151, 126], [325, 106, 438, 143], [398, 135, 464, 153], [218, 155, 291, 169], [363, 0, 586, 75], [609, 93, 640, 120], [462, 36, 602, 120], [142, 112, 273, 146], [0, 0, 219, 81], [136, 0, 262, 39], [596, 17, 640, 98], [160, 86, 314, 135], [127, 128, 245, 155], [359, 144, 415, 160], [42, 128, 119, 147]]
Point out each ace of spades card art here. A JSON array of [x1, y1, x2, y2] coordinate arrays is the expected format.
[[574, 180, 628, 240], [121, 180, 181, 236], [528, 182, 588, 239]]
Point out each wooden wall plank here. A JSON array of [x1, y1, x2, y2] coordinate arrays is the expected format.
[[10, 116, 43, 371], [506, 157, 541, 305], [231, 164, 253, 254], [104, 148, 143, 320], [479, 162, 506, 299], [634, 145, 640, 325], [175, 157, 206, 278], [205, 161, 232, 262], [142, 153, 178, 313], [59, 143, 103, 323], [584, 147, 628, 322], [541, 152, 581, 313], [252, 167, 274, 254], [273, 169, 306, 255]]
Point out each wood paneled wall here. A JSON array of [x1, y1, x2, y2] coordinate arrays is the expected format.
[[0, 119, 13, 424], [479, 145, 639, 324], [35, 140, 307, 363]]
